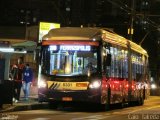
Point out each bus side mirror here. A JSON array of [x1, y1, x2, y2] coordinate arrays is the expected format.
[[106, 54, 111, 66]]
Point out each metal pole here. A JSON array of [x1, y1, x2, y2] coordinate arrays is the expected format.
[[4, 53, 11, 80], [139, 28, 160, 45], [128, 0, 134, 102], [129, 0, 135, 41], [139, 31, 150, 45]]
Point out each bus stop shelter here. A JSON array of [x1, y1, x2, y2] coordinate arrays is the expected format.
[[0, 39, 36, 107]]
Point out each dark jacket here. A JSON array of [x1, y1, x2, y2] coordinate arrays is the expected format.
[[23, 67, 33, 83], [11, 67, 18, 80]]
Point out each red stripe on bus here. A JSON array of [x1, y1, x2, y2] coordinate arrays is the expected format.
[[42, 41, 99, 46]]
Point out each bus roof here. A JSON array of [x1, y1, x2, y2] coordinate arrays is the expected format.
[[42, 27, 148, 57], [42, 27, 102, 41]]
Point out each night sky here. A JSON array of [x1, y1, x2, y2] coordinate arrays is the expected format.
[[0, 0, 160, 76]]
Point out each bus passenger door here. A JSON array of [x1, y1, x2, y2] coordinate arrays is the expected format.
[[101, 52, 111, 104]]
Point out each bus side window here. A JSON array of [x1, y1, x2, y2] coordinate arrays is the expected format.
[[106, 54, 111, 66]]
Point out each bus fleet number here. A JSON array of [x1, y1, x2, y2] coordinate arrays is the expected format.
[[63, 83, 72, 87]]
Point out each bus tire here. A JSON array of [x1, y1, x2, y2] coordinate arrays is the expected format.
[[128, 101, 134, 107], [38, 98, 43, 103], [121, 99, 126, 108], [101, 88, 111, 111], [48, 101, 58, 109], [138, 97, 144, 106], [143, 88, 146, 100]]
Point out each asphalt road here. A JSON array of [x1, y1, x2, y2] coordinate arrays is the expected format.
[[1, 96, 160, 120]]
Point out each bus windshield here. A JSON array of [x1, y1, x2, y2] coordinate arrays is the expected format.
[[42, 45, 98, 76]]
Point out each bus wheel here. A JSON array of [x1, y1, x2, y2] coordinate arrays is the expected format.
[[100, 103, 110, 111], [48, 101, 58, 109], [38, 98, 43, 103], [120, 99, 126, 108], [101, 88, 111, 111], [137, 97, 144, 106], [143, 88, 146, 100]]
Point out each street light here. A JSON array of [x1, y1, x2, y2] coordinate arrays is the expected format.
[[151, 83, 157, 89]]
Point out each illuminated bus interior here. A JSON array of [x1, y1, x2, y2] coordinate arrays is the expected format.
[[105, 45, 146, 81], [42, 45, 98, 76]]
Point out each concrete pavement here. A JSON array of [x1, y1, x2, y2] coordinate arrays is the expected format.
[[0, 85, 48, 113]]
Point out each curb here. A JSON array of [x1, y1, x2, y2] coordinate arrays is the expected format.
[[0, 103, 48, 113]]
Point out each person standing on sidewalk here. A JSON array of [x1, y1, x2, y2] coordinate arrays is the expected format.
[[22, 64, 33, 101], [16, 57, 25, 101], [11, 64, 19, 103], [11, 57, 25, 103]]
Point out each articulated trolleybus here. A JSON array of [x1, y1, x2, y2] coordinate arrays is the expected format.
[[38, 27, 149, 110]]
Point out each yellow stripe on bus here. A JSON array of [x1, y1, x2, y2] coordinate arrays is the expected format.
[[47, 81, 54, 88], [47, 81, 89, 90]]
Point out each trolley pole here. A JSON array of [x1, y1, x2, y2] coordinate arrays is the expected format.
[[128, 0, 135, 102], [128, 41, 132, 103]]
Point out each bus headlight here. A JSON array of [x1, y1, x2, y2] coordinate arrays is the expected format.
[[89, 80, 101, 89], [151, 83, 157, 89], [38, 81, 47, 88]]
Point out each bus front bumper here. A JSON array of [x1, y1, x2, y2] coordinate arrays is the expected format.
[[47, 90, 101, 103]]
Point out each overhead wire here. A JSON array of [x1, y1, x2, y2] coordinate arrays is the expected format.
[[106, 0, 160, 29]]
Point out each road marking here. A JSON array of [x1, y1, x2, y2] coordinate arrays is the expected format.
[[112, 111, 121, 114], [71, 115, 108, 120], [105, 113, 111, 116], [127, 105, 160, 114], [146, 105, 160, 110]]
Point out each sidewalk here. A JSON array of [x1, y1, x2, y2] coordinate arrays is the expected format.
[[0, 85, 48, 113]]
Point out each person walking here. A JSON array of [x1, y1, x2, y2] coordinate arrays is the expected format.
[[22, 64, 33, 101]]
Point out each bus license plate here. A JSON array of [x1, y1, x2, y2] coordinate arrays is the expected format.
[[62, 97, 72, 101]]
